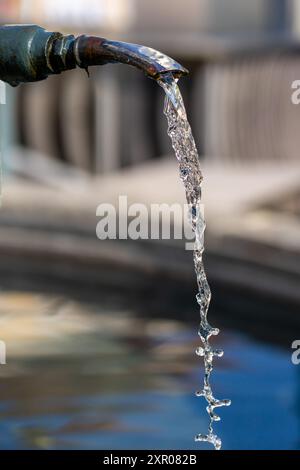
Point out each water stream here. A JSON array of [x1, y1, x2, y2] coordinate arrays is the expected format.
[[158, 73, 231, 450]]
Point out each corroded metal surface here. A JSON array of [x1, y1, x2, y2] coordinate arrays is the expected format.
[[0, 24, 188, 87], [74, 35, 188, 79], [0, 25, 62, 86]]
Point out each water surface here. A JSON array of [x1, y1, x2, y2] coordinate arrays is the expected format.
[[0, 291, 298, 450]]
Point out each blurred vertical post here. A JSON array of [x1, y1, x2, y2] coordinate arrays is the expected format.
[[0, 340, 6, 365], [0, 81, 5, 106], [94, 68, 121, 173], [0, 81, 6, 195], [289, 0, 300, 36], [0, 81, 16, 180]]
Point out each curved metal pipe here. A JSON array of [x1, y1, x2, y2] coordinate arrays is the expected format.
[[73, 35, 188, 80], [0, 25, 188, 87]]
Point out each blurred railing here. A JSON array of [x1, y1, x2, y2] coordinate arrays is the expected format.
[[14, 35, 300, 173]]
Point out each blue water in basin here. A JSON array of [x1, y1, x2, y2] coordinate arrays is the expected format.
[[0, 292, 298, 450]]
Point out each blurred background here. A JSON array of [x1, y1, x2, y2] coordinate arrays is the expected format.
[[0, 0, 300, 450]]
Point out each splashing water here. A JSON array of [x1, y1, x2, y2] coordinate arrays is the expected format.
[[158, 73, 231, 450]]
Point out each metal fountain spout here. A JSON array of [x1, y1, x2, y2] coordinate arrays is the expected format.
[[0, 24, 188, 87]]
